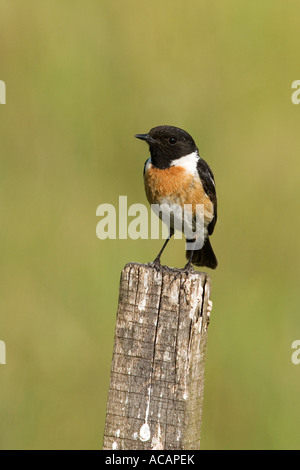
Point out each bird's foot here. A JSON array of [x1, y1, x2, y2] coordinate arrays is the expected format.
[[148, 257, 162, 272], [181, 260, 195, 276], [168, 261, 194, 282]]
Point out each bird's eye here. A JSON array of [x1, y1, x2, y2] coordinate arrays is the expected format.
[[169, 137, 177, 145]]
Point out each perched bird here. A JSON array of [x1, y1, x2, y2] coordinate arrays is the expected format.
[[135, 125, 218, 270]]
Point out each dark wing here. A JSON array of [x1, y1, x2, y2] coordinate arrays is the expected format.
[[197, 158, 217, 235]]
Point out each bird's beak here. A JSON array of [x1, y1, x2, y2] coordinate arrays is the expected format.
[[135, 133, 157, 144]]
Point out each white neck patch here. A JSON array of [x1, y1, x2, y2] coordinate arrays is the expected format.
[[171, 151, 200, 175]]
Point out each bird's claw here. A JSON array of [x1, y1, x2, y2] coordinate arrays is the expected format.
[[181, 261, 194, 276], [148, 258, 162, 272]]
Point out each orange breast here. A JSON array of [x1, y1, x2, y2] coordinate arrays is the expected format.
[[144, 164, 214, 225]]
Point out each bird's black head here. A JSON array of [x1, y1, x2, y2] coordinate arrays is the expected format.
[[135, 125, 198, 169]]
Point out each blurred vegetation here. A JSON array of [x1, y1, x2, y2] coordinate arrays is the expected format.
[[0, 0, 300, 450]]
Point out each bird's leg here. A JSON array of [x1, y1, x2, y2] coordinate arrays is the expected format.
[[151, 228, 174, 269], [183, 252, 194, 273], [182, 238, 196, 273]]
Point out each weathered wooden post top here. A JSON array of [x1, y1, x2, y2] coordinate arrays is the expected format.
[[103, 262, 212, 450]]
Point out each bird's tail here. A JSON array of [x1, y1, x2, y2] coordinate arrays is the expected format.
[[186, 237, 218, 269]]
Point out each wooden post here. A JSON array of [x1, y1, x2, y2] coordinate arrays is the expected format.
[[102, 262, 212, 450]]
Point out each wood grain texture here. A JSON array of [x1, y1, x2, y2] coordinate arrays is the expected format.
[[102, 263, 212, 450]]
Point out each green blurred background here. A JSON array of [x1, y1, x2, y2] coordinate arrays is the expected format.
[[0, 0, 300, 450]]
